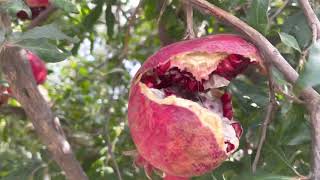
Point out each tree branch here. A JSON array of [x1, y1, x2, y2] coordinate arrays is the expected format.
[[157, 0, 173, 46], [183, 1, 196, 39], [0, 46, 88, 180], [27, 4, 58, 29], [186, 0, 320, 178], [120, 0, 144, 59], [298, 0, 320, 40]]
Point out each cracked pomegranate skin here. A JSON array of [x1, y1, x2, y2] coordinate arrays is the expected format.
[[128, 34, 262, 178]]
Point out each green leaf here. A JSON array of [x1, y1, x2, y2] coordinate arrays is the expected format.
[[83, 0, 104, 30], [16, 24, 78, 43], [247, 0, 270, 35], [17, 39, 70, 63], [296, 40, 320, 89], [52, 0, 78, 13], [279, 32, 301, 52], [105, 4, 115, 38], [282, 10, 320, 49]]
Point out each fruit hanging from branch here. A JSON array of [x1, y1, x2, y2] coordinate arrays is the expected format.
[[128, 34, 263, 179], [26, 0, 49, 7], [17, 0, 50, 20], [26, 51, 47, 85]]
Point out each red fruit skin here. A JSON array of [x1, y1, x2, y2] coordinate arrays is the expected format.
[[129, 84, 227, 177], [26, 0, 49, 7], [128, 34, 262, 178], [26, 51, 47, 84], [135, 34, 262, 77], [164, 175, 189, 180]]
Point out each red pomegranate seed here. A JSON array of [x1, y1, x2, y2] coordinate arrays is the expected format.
[[188, 81, 197, 92], [221, 92, 232, 103], [225, 141, 235, 153], [141, 74, 157, 88], [224, 110, 233, 120], [156, 61, 171, 75], [231, 122, 243, 139], [223, 102, 232, 111], [221, 92, 233, 119], [228, 54, 242, 67]]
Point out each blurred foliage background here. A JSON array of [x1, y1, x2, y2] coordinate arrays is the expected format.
[[1, 0, 320, 179]]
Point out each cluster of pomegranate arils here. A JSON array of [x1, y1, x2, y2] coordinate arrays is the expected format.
[[128, 34, 263, 179], [16, 0, 50, 20], [0, 51, 47, 106]]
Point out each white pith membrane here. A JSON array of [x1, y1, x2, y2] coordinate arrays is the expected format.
[[137, 52, 250, 155]]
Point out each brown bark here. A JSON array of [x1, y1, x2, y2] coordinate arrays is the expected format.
[[0, 46, 88, 180], [157, 0, 174, 46]]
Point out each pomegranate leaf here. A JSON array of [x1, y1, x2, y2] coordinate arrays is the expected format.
[[51, 0, 78, 13], [282, 10, 320, 49], [296, 40, 320, 90], [246, 0, 270, 35], [279, 32, 301, 52], [16, 39, 70, 63], [105, 3, 115, 38], [16, 24, 79, 43]]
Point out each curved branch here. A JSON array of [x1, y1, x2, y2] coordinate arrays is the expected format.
[[298, 0, 320, 40], [183, 1, 196, 39], [186, 0, 320, 178]]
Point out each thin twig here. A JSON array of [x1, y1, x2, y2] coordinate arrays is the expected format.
[[103, 97, 123, 180], [106, 136, 123, 180], [27, 4, 58, 29], [157, 0, 168, 24], [274, 85, 305, 104], [269, 0, 291, 22], [252, 64, 277, 173], [183, 1, 196, 39], [157, 0, 168, 25], [120, 0, 144, 59]]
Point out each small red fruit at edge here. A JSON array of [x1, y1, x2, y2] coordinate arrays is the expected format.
[[26, 51, 47, 85], [26, 0, 49, 7]]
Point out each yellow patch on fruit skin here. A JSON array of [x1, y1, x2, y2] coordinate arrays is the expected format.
[[139, 82, 225, 151], [170, 52, 228, 81]]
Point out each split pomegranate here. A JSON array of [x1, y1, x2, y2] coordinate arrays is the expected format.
[[128, 34, 263, 179]]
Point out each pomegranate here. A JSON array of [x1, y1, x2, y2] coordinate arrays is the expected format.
[[26, 0, 49, 7], [26, 51, 47, 85], [128, 34, 263, 179], [17, 0, 49, 20]]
